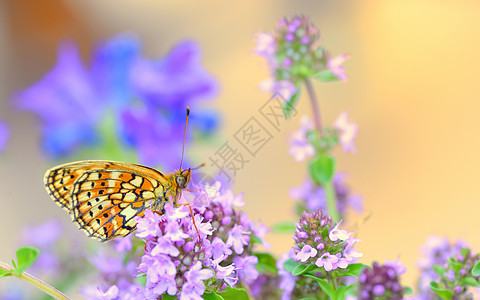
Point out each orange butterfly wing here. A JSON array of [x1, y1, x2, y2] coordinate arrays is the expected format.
[[44, 160, 170, 241]]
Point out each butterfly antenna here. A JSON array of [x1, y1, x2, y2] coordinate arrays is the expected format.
[[179, 106, 190, 171], [191, 162, 206, 171]]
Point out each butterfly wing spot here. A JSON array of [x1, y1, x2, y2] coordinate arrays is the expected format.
[[130, 176, 144, 187], [124, 192, 137, 201], [74, 200, 148, 241], [121, 182, 136, 190], [142, 191, 155, 199]]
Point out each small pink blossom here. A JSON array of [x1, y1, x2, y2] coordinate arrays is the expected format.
[[315, 253, 339, 271], [385, 258, 407, 275], [289, 116, 315, 162], [211, 237, 233, 260], [334, 112, 358, 153], [344, 247, 363, 262], [327, 54, 350, 82], [135, 210, 162, 239], [185, 261, 214, 282], [254, 32, 276, 58], [151, 237, 180, 257], [233, 255, 259, 283], [150, 273, 177, 296], [260, 79, 296, 101], [295, 245, 318, 262], [164, 203, 189, 221], [226, 225, 251, 254], [192, 214, 214, 237], [329, 220, 350, 242], [164, 220, 189, 242], [96, 285, 119, 300]]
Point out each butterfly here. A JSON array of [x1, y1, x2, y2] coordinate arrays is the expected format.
[[44, 107, 201, 242]]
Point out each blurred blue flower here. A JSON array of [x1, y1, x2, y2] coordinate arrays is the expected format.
[[15, 35, 219, 165], [0, 121, 9, 153], [15, 42, 102, 157], [119, 108, 185, 170], [91, 34, 141, 105], [131, 40, 217, 107], [120, 40, 219, 168]]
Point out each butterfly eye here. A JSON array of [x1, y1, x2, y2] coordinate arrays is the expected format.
[[176, 176, 187, 188]]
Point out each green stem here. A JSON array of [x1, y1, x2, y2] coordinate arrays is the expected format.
[[324, 180, 340, 222], [330, 272, 338, 291], [304, 78, 323, 134], [304, 78, 340, 222], [0, 261, 70, 300]]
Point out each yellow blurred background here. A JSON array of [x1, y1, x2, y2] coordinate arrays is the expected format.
[[1, 0, 479, 295]]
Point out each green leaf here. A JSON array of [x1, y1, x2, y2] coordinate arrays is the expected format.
[[283, 258, 301, 274], [313, 70, 340, 82], [304, 274, 336, 299], [164, 295, 177, 300], [449, 259, 462, 273], [338, 263, 369, 277], [463, 276, 480, 287], [135, 275, 146, 286], [203, 292, 224, 300], [472, 260, 480, 276], [219, 288, 249, 300], [0, 269, 12, 279], [13, 246, 39, 275], [250, 235, 263, 245], [430, 281, 453, 300], [309, 154, 336, 185], [254, 252, 278, 274], [282, 86, 301, 119], [335, 284, 355, 300], [404, 286, 413, 295], [271, 221, 296, 234], [432, 265, 446, 276], [304, 266, 324, 275], [292, 264, 316, 276]]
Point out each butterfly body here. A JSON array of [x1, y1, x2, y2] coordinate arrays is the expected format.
[[44, 160, 191, 241]]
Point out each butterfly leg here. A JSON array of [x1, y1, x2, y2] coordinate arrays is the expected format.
[[177, 202, 201, 244]]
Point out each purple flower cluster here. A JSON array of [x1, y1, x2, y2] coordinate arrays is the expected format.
[[290, 173, 362, 217], [292, 211, 362, 272], [358, 261, 406, 300], [256, 16, 349, 100], [275, 210, 362, 299], [15, 35, 218, 168], [417, 236, 468, 298], [134, 182, 265, 299], [417, 236, 480, 299]]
